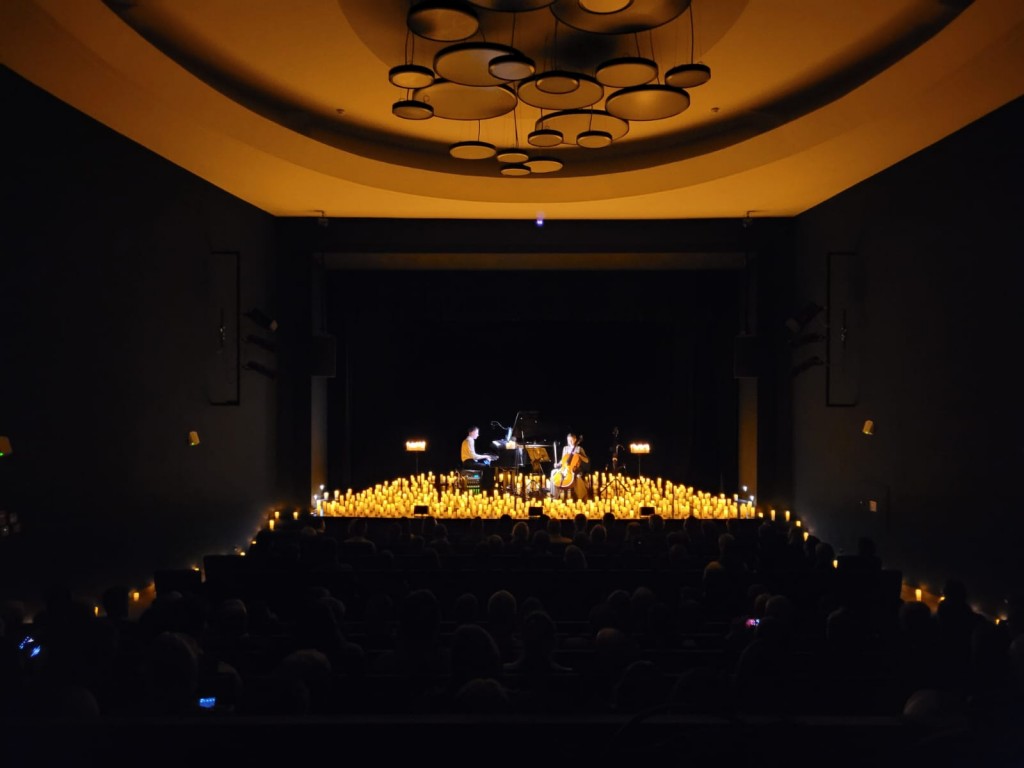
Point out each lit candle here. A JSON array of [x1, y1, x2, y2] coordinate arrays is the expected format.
[[784, 510, 790, 522], [132, 591, 140, 602], [915, 588, 922, 601]]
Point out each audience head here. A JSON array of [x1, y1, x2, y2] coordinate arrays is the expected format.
[[564, 544, 588, 571]]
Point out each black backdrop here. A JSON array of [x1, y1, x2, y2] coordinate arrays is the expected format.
[[325, 268, 741, 495]]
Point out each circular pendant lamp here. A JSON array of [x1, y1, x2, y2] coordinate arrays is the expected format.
[[389, 64, 435, 89], [449, 140, 498, 159], [392, 99, 435, 120], [605, 84, 689, 120], [664, 62, 711, 88], [596, 57, 657, 88], [496, 148, 531, 163], [500, 163, 532, 176], [408, 1, 480, 42], [528, 128, 564, 147]]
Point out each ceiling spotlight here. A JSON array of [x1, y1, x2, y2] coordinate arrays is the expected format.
[[577, 0, 634, 13], [500, 163, 531, 176], [528, 128, 563, 147], [388, 64, 435, 89], [496, 148, 530, 163], [392, 99, 434, 120], [577, 129, 613, 148], [449, 140, 497, 159], [665, 62, 712, 88], [407, 1, 479, 42]]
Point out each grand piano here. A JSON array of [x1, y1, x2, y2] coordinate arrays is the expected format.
[[490, 410, 562, 473]]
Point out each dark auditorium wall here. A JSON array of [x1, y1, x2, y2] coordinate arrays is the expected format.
[[790, 95, 1024, 616], [0, 67, 296, 605]]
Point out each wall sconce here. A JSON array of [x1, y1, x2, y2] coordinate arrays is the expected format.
[[0, 436, 11, 457], [862, 419, 875, 436], [629, 442, 650, 477], [406, 439, 427, 475], [188, 431, 200, 447]]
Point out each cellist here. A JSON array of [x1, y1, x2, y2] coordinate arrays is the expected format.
[[549, 432, 590, 500]]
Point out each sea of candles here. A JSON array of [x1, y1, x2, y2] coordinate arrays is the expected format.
[[308, 471, 772, 521]]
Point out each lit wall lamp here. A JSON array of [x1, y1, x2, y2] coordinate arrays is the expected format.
[[629, 442, 650, 477], [862, 419, 875, 436], [406, 439, 427, 475], [0, 436, 11, 457], [188, 431, 200, 447]]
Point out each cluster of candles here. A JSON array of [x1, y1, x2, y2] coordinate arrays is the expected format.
[[309, 471, 769, 521]]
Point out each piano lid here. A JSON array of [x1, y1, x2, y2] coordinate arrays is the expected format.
[[511, 411, 564, 443]]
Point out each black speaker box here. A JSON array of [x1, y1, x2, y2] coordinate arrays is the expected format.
[[733, 334, 760, 378], [311, 334, 337, 378]]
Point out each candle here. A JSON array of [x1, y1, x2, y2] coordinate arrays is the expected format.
[[915, 588, 922, 601]]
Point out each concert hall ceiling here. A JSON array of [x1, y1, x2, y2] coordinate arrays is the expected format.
[[2, 0, 1022, 220]]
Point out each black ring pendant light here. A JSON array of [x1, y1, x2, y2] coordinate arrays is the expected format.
[[389, 0, 711, 175]]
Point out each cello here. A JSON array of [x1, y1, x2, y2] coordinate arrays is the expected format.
[[552, 435, 584, 489]]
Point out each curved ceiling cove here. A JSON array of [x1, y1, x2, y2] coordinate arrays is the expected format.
[[101, 0, 968, 179], [7, 0, 1022, 218]]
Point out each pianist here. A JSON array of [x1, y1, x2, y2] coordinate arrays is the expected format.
[[461, 426, 497, 489]]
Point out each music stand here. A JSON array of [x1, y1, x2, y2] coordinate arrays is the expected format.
[[524, 444, 550, 472], [600, 463, 629, 498]]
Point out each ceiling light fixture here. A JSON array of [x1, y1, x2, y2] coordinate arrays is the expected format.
[[578, 0, 634, 14], [389, 0, 707, 175], [393, 98, 434, 120], [407, 1, 480, 42], [449, 120, 496, 159], [665, 4, 712, 88]]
